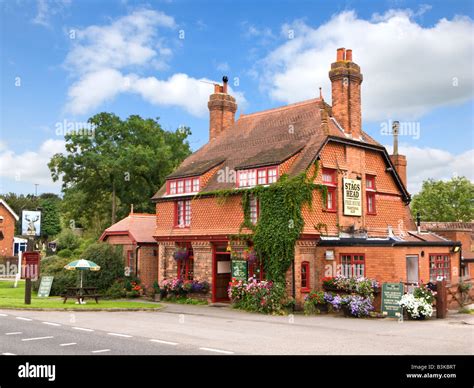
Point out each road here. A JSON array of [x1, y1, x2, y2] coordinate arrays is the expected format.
[[0, 304, 473, 355]]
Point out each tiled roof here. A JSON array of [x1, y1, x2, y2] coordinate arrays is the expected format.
[[421, 222, 474, 232], [153, 98, 382, 200], [100, 213, 156, 244]]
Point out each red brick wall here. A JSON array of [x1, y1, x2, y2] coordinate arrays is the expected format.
[[138, 246, 158, 290], [0, 204, 16, 257]]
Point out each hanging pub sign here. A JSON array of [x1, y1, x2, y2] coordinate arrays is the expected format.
[[231, 260, 248, 281], [342, 178, 362, 216], [21, 210, 41, 236]]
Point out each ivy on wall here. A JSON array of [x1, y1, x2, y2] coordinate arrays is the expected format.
[[196, 162, 327, 283]]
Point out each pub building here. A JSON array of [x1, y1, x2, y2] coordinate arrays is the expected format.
[[152, 48, 462, 308]]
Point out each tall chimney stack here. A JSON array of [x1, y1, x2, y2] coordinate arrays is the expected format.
[[208, 76, 237, 141], [390, 120, 408, 188], [329, 48, 363, 139]]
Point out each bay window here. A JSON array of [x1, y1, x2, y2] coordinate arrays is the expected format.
[[238, 166, 278, 187], [167, 177, 200, 195]]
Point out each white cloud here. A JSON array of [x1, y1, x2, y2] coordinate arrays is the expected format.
[[64, 10, 247, 117], [0, 139, 65, 187], [256, 10, 474, 122], [32, 0, 71, 27], [385, 144, 474, 193]]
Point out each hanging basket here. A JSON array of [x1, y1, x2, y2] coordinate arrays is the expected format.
[[173, 248, 189, 261]]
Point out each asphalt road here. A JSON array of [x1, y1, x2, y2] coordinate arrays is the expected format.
[[1, 304, 473, 355]]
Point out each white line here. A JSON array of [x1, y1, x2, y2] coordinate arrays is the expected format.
[[0, 313, 8, 317], [107, 332, 132, 338], [42, 322, 61, 327], [2, 353, 15, 355], [199, 347, 234, 355], [15, 317, 32, 321], [72, 327, 94, 332], [22, 336, 54, 342], [5, 332, 22, 335], [59, 343, 77, 347], [91, 349, 111, 353], [149, 339, 178, 346]]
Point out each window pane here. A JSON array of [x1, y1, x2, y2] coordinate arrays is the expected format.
[[258, 169, 266, 184], [248, 170, 256, 186], [185, 179, 191, 193], [323, 169, 335, 184], [185, 200, 191, 226], [249, 197, 258, 224], [239, 171, 248, 187], [268, 168, 277, 183], [192, 178, 199, 192], [177, 201, 184, 226], [177, 180, 184, 193], [170, 182, 177, 194]]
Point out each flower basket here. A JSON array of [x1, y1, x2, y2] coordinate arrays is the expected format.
[[173, 248, 189, 261]]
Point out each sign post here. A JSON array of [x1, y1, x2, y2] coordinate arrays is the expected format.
[[38, 276, 54, 298], [381, 282, 404, 318], [231, 260, 248, 281]]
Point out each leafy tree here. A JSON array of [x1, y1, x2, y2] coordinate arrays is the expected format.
[[411, 177, 474, 222], [56, 229, 81, 251], [49, 113, 191, 225], [39, 197, 61, 239]]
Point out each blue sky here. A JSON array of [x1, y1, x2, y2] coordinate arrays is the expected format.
[[1, 0, 473, 196]]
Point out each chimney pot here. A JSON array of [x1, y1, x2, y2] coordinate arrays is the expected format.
[[336, 47, 345, 61], [222, 75, 228, 94], [345, 49, 352, 61]]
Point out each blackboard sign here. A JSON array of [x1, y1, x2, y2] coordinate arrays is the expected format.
[[37, 276, 54, 298], [231, 260, 247, 281], [381, 282, 403, 317]]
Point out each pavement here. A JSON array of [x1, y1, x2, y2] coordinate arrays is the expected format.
[[1, 303, 473, 355]]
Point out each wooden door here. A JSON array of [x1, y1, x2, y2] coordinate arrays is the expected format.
[[213, 244, 231, 302]]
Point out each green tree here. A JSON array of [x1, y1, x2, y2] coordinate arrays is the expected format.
[[40, 197, 61, 239], [411, 177, 474, 222], [49, 113, 191, 225]]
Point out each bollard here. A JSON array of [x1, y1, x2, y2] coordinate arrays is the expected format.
[[436, 279, 447, 319], [25, 277, 32, 305]]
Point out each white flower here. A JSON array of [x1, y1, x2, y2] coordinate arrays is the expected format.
[[399, 293, 433, 318]]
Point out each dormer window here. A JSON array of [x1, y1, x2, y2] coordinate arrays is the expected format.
[[238, 166, 278, 188], [168, 177, 200, 195]]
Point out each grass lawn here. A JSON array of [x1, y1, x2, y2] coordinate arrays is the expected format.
[[0, 280, 161, 310]]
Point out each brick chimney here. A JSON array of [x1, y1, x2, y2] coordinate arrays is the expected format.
[[389, 120, 408, 188], [208, 76, 237, 141], [329, 48, 363, 139]]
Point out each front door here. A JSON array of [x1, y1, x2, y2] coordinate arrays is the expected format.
[[406, 255, 419, 292], [213, 244, 231, 302]]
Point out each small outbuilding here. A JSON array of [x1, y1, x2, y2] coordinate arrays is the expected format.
[[99, 212, 157, 290]]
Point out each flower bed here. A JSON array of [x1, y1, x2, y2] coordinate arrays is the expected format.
[[324, 293, 374, 317], [322, 275, 380, 297], [159, 278, 210, 300], [228, 277, 289, 314]]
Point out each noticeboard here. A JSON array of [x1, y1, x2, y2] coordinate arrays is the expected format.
[[37, 276, 54, 298], [231, 260, 248, 281], [381, 282, 404, 318]]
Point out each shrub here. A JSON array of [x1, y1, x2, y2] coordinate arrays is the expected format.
[[105, 280, 126, 299], [56, 229, 80, 251], [399, 293, 433, 319], [33, 256, 77, 296], [57, 249, 73, 258], [303, 290, 327, 315], [413, 284, 436, 304], [325, 293, 374, 317], [79, 243, 124, 293], [228, 278, 288, 314]]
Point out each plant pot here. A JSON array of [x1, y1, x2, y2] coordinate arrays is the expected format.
[[342, 305, 353, 317], [315, 303, 328, 313]]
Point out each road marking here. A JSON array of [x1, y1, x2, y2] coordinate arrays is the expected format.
[[149, 339, 178, 346], [0, 313, 8, 317], [91, 349, 111, 353], [22, 336, 54, 342], [72, 327, 94, 332], [199, 347, 234, 355], [42, 322, 61, 327], [15, 317, 32, 321], [107, 332, 132, 338], [59, 343, 77, 347], [2, 353, 15, 355], [5, 332, 22, 335]]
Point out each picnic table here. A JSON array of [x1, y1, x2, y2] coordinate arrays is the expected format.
[[62, 286, 100, 304]]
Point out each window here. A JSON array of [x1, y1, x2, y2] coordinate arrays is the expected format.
[[366, 175, 376, 215], [238, 166, 278, 187], [323, 168, 337, 211], [177, 246, 194, 280], [249, 260, 265, 281], [167, 177, 200, 195], [301, 261, 310, 292], [429, 254, 451, 282], [249, 196, 259, 225], [175, 200, 191, 227], [127, 250, 135, 276], [341, 254, 365, 277]]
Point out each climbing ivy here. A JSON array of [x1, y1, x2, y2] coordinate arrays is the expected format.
[[195, 162, 327, 283]]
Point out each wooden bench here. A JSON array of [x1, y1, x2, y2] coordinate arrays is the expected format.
[[62, 287, 100, 304]]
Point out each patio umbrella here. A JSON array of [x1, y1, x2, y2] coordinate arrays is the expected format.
[[64, 259, 101, 288]]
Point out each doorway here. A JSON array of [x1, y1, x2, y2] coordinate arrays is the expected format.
[[406, 255, 419, 292], [213, 243, 231, 302]]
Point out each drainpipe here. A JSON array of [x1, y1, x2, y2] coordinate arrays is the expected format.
[[135, 244, 141, 278], [292, 259, 296, 311]]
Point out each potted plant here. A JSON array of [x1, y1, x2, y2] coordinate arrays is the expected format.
[[399, 293, 434, 320], [304, 291, 328, 314], [173, 247, 189, 261]]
